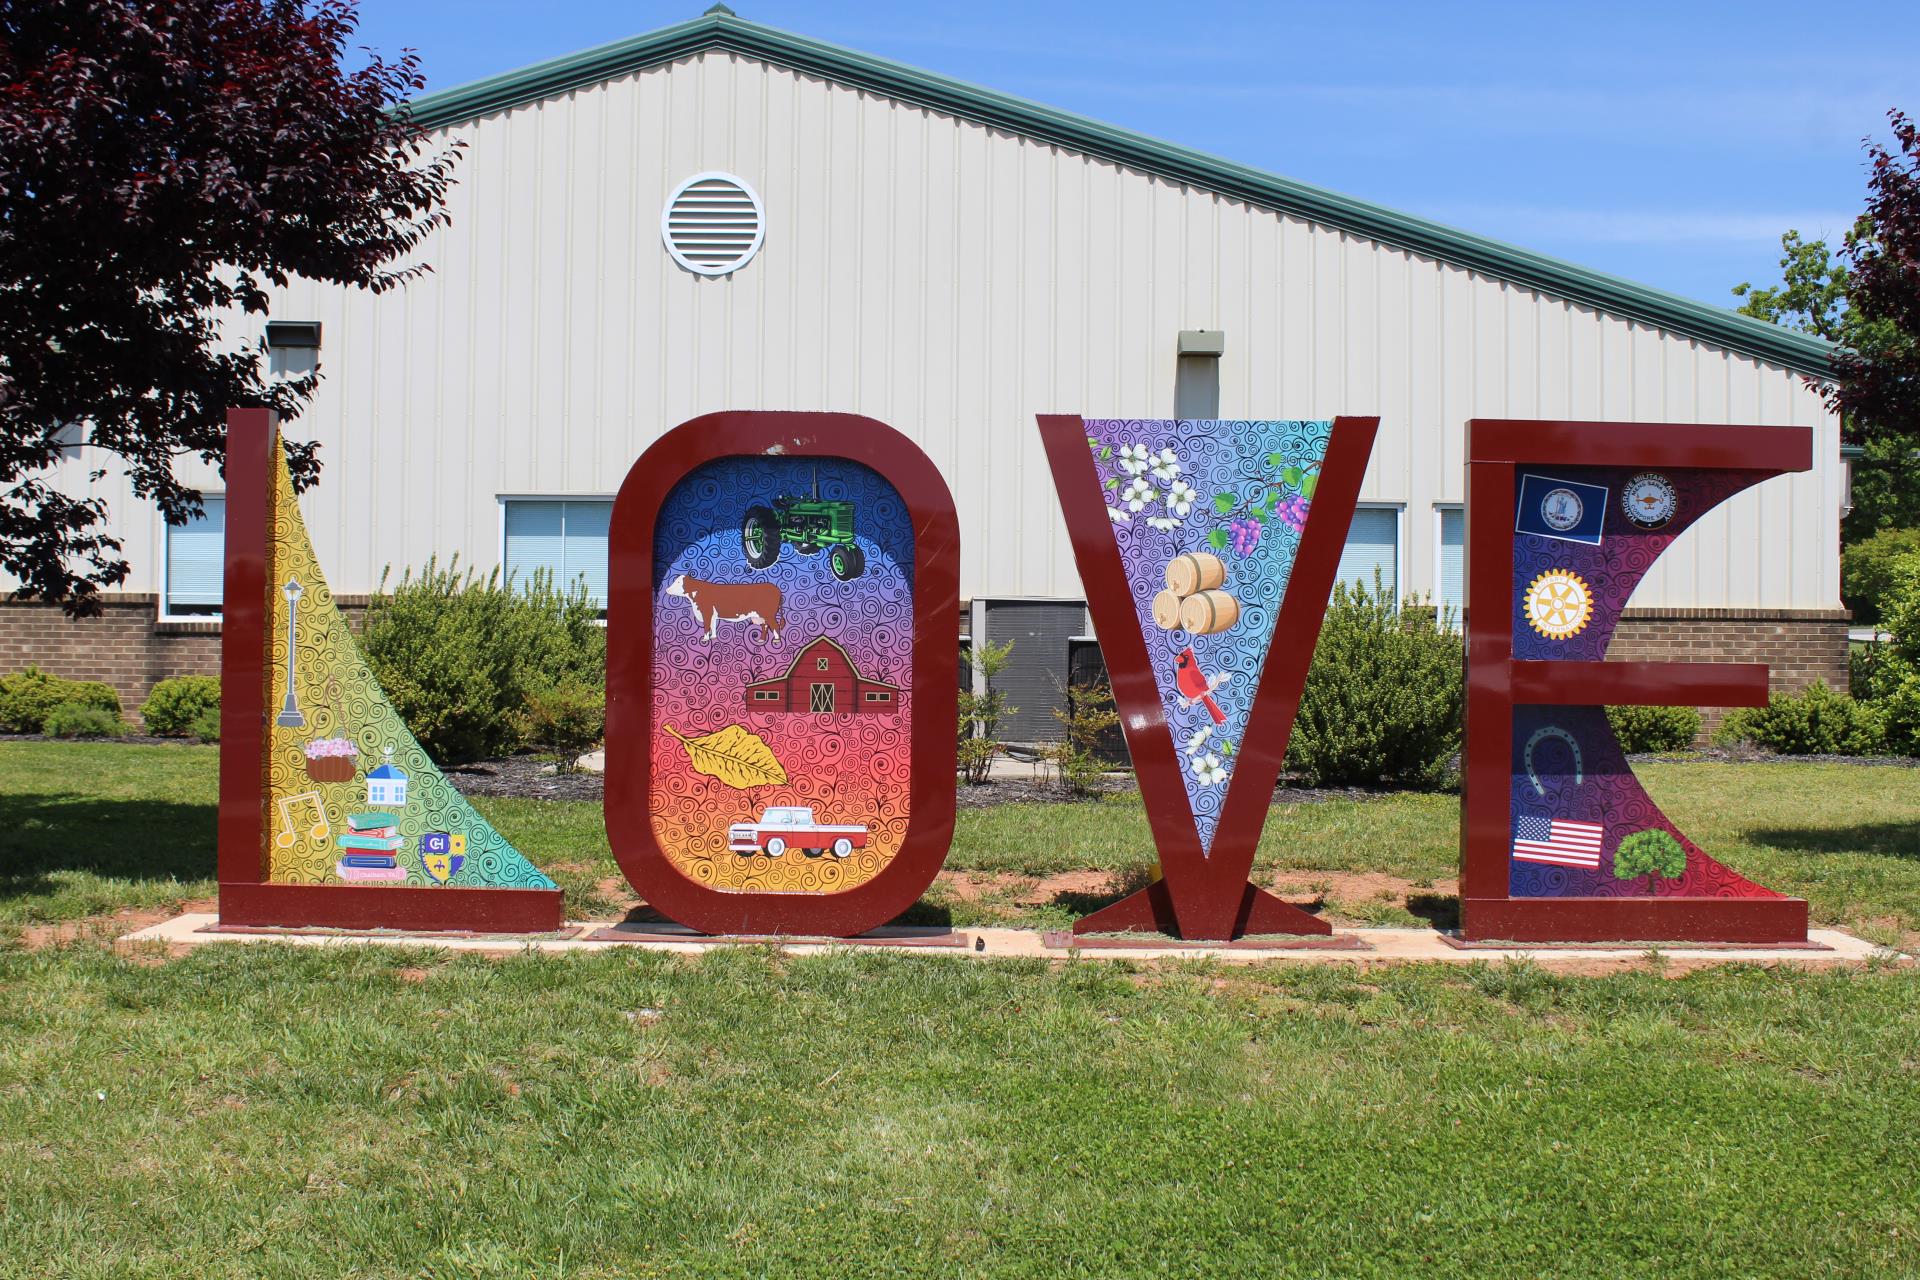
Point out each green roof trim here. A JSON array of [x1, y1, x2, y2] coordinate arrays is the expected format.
[[401, 11, 1835, 379]]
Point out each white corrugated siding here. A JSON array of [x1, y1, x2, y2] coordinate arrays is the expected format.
[[44, 51, 1840, 611]]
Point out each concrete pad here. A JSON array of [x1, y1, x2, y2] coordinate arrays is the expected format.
[[118, 914, 1905, 971]]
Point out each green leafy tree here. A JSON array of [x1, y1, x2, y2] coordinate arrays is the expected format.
[[1612, 829, 1687, 893], [1827, 110, 1920, 540], [1733, 229, 1862, 343], [1860, 551, 1920, 756], [1735, 111, 1920, 539], [0, 0, 460, 613]]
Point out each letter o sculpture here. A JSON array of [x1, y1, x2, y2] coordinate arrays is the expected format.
[[606, 412, 958, 936]]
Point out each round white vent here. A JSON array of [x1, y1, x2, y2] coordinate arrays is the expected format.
[[660, 172, 765, 276]]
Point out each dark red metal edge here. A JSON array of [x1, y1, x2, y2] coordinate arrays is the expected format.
[[215, 411, 562, 933], [604, 411, 960, 937], [216, 409, 273, 888], [1038, 414, 1379, 940], [1469, 419, 1812, 472], [1460, 418, 1813, 944], [221, 883, 563, 933], [1462, 897, 1809, 945], [1511, 661, 1769, 708]]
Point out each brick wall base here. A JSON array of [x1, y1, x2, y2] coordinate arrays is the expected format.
[[1606, 608, 1852, 737], [1, 598, 1851, 733], [0, 594, 365, 728]]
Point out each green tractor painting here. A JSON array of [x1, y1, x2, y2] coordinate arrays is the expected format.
[[741, 470, 867, 580]]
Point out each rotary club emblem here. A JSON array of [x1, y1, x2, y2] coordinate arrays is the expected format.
[[1524, 569, 1593, 639]]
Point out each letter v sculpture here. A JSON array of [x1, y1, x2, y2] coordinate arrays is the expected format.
[[1039, 415, 1379, 940]]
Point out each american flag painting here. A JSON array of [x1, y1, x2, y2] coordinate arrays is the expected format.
[[1511, 814, 1604, 868]]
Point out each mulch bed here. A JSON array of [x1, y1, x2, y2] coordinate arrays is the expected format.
[[9, 736, 1913, 802], [443, 755, 606, 801], [1627, 746, 1920, 769], [1, 730, 186, 746], [954, 775, 1132, 807]]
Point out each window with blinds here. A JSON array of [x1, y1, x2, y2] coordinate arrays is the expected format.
[[502, 500, 612, 609], [1334, 506, 1401, 603], [1437, 506, 1465, 629], [164, 497, 226, 617]]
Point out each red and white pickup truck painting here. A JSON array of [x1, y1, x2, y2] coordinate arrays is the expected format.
[[727, 806, 869, 858]]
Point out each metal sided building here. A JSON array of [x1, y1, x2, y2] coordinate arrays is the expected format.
[[4, 8, 1845, 738]]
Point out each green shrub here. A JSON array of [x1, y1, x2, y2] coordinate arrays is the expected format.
[[1841, 528, 1920, 624], [42, 702, 124, 739], [140, 675, 221, 736], [188, 706, 223, 743], [958, 639, 1016, 785], [522, 679, 606, 772], [0, 666, 122, 733], [1880, 550, 1920, 669], [1605, 704, 1702, 753], [359, 556, 605, 763], [1717, 680, 1884, 755], [1854, 556, 1920, 756], [1286, 577, 1463, 789], [1046, 678, 1120, 796]]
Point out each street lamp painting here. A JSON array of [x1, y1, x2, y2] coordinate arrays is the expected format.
[[277, 577, 306, 728]]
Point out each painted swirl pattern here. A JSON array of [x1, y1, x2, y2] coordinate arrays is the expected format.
[[649, 457, 914, 894], [264, 441, 553, 890], [1081, 418, 1331, 855], [1507, 465, 1776, 900]]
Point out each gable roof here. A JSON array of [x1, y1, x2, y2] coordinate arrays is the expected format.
[[745, 634, 899, 690], [401, 7, 1834, 379]]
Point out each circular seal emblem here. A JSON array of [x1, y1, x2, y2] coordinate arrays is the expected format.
[[1524, 569, 1593, 640], [1539, 487, 1584, 532], [1621, 472, 1677, 529]]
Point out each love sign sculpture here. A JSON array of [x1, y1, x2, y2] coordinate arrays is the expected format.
[[215, 408, 1812, 947]]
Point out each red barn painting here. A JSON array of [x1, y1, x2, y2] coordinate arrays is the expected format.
[[744, 636, 900, 715]]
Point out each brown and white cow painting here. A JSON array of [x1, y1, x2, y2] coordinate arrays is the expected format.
[[664, 574, 786, 643]]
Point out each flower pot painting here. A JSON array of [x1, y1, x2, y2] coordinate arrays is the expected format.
[[303, 737, 358, 783]]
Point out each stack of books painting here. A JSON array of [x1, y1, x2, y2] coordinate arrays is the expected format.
[[335, 813, 408, 882]]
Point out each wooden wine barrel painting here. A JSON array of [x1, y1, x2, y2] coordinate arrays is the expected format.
[[1165, 552, 1226, 597], [1179, 589, 1241, 636]]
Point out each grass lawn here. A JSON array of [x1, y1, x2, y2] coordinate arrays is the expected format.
[[4, 741, 1916, 947], [2, 944, 1919, 1277], [2, 742, 1919, 1276]]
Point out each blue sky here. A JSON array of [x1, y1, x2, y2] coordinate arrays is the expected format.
[[356, 0, 1918, 309]]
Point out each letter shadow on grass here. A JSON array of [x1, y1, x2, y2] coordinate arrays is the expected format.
[[1048, 884, 1463, 931], [0, 792, 214, 901], [1746, 824, 1920, 861], [1406, 893, 1461, 930]]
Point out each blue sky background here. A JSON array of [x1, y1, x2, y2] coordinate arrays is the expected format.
[[355, 0, 1918, 310]]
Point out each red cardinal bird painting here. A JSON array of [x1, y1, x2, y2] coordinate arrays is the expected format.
[[1173, 646, 1230, 724]]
